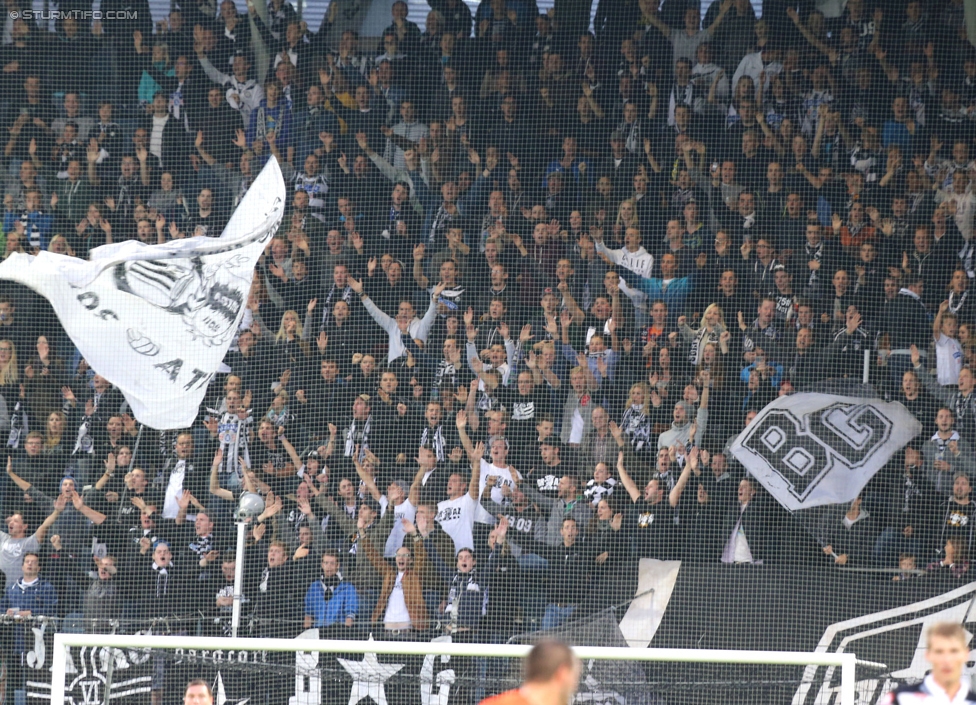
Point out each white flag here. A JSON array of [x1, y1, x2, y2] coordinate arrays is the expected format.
[[728, 393, 921, 511], [0, 157, 285, 429]]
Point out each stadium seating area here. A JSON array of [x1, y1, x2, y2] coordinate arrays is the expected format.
[[0, 0, 973, 701]]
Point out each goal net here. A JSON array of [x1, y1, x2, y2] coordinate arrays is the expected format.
[[45, 626, 867, 705]]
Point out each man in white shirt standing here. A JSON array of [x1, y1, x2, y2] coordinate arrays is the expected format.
[[456, 410, 521, 505], [434, 439, 488, 555], [933, 301, 964, 386], [155, 433, 202, 520], [720, 478, 764, 564], [592, 227, 654, 279]]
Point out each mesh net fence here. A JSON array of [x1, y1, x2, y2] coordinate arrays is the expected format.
[[30, 611, 890, 705], [0, 0, 970, 701]]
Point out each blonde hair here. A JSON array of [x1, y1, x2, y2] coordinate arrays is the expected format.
[[625, 382, 650, 414], [275, 310, 304, 342], [616, 199, 639, 228], [151, 41, 170, 66], [702, 303, 726, 329], [45, 411, 66, 448], [927, 622, 967, 648], [0, 340, 18, 385]]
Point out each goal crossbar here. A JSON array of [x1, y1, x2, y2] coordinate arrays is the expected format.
[[50, 632, 866, 704]]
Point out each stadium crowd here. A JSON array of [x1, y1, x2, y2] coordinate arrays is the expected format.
[[0, 0, 974, 699]]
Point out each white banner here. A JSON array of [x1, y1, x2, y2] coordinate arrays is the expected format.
[[0, 158, 285, 429], [728, 394, 921, 511]]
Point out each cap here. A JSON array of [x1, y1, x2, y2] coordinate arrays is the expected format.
[[610, 129, 625, 141], [541, 287, 555, 298], [305, 450, 321, 462], [676, 401, 695, 418]]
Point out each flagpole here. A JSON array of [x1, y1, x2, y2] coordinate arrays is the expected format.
[[117, 423, 144, 524], [231, 520, 247, 638], [129, 423, 144, 473]]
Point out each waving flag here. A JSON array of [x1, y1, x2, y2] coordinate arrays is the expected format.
[[728, 393, 921, 511], [0, 158, 285, 429]]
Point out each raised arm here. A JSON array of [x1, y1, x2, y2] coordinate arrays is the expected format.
[[360, 519, 393, 575], [469, 441, 484, 499], [455, 409, 477, 459], [786, 7, 831, 56], [209, 448, 235, 501], [413, 243, 430, 290], [408, 462, 426, 507], [34, 493, 67, 544], [934, 301, 948, 342], [353, 454, 382, 502], [669, 447, 700, 507], [6, 456, 30, 492], [280, 433, 304, 473], [705, 0, 732, 35], [911, 344, 951, 405], [70, 488, 106, 525], [616, 450, 641, 503], [644, 9, 672, 38], [94, 453, 118, 491]]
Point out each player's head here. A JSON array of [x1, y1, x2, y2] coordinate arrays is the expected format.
[[925, 623, 969, 689], [184, 679, 213, 705], [523, 641, 581, 701]]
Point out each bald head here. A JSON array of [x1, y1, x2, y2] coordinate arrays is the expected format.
[[524, 641, 578, 683]]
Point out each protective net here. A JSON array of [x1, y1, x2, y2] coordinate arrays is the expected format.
[[37, 611, 884, 705], [0, 0, 970, 701]]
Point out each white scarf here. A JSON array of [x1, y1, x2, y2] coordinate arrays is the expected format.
[[344, 416, 371, 460]]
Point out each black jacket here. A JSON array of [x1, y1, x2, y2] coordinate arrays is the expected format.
[[718, 499, 768, 562], [884, 291, 931, 351]]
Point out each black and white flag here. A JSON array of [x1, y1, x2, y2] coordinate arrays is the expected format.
[[728, 393, 921, 511], [0, 158, 285, 429]]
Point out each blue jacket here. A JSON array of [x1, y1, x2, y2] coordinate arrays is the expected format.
[[0, 577, 57, 651], [3, 211, 54, 252], [303, 577, 358, 627], [247, 100, 292, 149], [618, 269, 701, 328]]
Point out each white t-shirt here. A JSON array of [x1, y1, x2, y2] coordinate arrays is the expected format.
[[382, 498, 417, 558], [384, 572, 411, 625], [936, 333, 964, 386], [162, 462, 186, 519], [570, 409, 585, 444], [435, 494, 480, 554], [0, 533, 40, 587], [479, 459, 521, 505]]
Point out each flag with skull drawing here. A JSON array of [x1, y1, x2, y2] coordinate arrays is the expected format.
[[0, 158, 285, 430]]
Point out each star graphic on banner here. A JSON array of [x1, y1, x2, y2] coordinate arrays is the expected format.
[[213, 671, 250, 705], [338, 635, 405, 705]]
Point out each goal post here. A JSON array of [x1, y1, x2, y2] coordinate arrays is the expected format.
[[50, 632, 873, 705]]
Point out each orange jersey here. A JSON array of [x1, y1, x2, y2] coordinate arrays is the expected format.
[[479, 690, 533, 705]]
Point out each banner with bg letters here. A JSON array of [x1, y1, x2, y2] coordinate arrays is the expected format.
[[728, 393, 922, 511]]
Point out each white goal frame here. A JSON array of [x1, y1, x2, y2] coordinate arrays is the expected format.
[[51, 632, 864, 704]]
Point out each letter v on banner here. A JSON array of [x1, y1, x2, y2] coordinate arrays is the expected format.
[[729, 393, 921, 510], [0, 158, 285, 430]]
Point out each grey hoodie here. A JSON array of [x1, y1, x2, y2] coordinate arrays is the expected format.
[[657, 401, 708, 450]]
